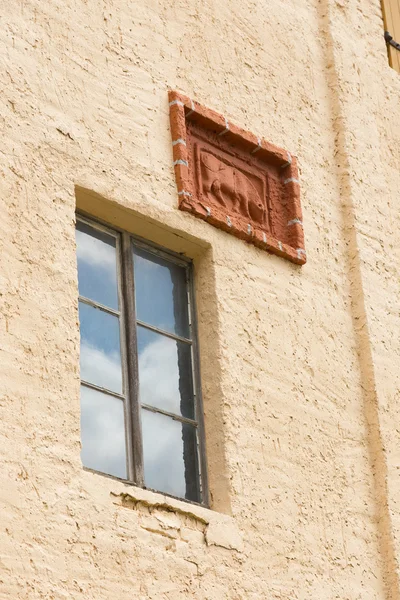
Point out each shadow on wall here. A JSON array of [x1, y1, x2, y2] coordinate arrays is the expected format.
[[315, 2, 400, 599]]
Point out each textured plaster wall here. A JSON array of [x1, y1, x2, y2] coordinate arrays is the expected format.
[[0, 0, 399, 598]]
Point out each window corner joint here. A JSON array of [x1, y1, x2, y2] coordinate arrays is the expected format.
[[385, 30, 400, 51]]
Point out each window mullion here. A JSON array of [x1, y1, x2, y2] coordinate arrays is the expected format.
[[121, 232, 144, 486]]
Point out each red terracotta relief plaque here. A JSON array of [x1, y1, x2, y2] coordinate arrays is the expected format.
[[168, 90, 306, 265]]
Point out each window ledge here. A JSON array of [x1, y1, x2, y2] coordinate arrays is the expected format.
[[110, 484, 243, 552]]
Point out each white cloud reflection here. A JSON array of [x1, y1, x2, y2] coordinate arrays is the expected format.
[[80, 335, 197, 499], [76, 227, 116, 274], [138, 334, 180, 413], [80, 340, 122, 395], [76, 225, 119, 309], [141, 409, 187, 499], [80, 385, 127, 479], [138, 335, 197, 500]]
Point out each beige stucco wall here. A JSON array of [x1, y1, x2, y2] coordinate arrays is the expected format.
[[1, 0, 400, 598]]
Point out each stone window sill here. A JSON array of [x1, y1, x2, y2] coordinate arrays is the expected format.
[[83, 468, 242, 551]]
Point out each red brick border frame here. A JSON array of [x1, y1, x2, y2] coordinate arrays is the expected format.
[[168, 90, 306, 266]]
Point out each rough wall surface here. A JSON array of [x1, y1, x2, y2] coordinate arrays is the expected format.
[[0, 0, 399, 599]]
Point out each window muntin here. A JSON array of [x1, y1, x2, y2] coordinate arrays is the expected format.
[[76, 215, 206, 505]]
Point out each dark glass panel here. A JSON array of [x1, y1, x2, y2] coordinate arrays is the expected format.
[[133, 246, 190, 338]]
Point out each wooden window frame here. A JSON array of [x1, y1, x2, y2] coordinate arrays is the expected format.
[[382, 0, 400, 72], [76, 213, 209, 507]]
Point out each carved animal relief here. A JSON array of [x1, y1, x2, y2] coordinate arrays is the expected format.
[[198, 150, 267, 226], [169, 91, 306, 265]]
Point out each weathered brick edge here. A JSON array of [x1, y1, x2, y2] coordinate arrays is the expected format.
[[168, 90, 306, 266]]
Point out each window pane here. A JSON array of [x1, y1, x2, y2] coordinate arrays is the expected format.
[[76, 221, 119, 310], [137, 325, 194, 419], [133, 246, 190, 338], [80, 385, 127, 479], [79, 301, 123, 394], [141, 409, 200, 502]]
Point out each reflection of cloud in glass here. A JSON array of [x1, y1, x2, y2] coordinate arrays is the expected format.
[[76, 224, 118, 309], [80, 385, 127, 479], [76, 228, 116, 274], [139, 334, 179, 410], [141, 410, 186, 498], [80, 341, 122, 394], [138, 329, 199, 500], [138, 326, 194, 418]]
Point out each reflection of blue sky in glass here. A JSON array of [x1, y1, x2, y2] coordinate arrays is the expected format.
[[79, 302, 123, 394], [141, 409, 199, 501], [137, 326, 194, 419], [76, 221, 201, 494], [76, 221, 119, 310], [81, 385, 126, 479], [133, 247, 190, 338]]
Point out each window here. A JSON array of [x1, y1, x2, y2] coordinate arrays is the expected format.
[[75, 215, 208, 505], [382, 0, 400, 72]]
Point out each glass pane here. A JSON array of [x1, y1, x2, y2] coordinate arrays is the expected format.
[[80, 385, 127, 479], [137, 325, 194, 419], [76, 220, 119, 310], [141, 409, 200, 502], [133, 246, 190, 338], [79, 301, 123, 394]]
